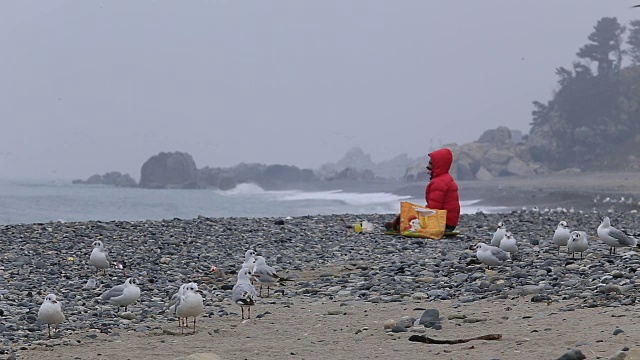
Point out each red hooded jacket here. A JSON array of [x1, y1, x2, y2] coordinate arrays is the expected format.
[[425, 148, 460, 227]]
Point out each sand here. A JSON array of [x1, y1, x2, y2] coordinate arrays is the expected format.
[[18, 293, 640, 360]]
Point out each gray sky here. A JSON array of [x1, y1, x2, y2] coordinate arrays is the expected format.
[[0, 1, 637, 180]]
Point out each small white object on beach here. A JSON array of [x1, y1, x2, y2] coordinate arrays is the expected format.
[[567, 231, 589, 259], [491, 222, 506, 247], [89, 240, 111, 275], [553, 221, 571, 252], [475, 242, 510, 268], [38, 294, 65, 338], [499, 232, 518, 257], [176, 283, 204, 333], [597, 217, 637, 255], [100, 277, 141, 312], [361, 220, 375, 233], [232, 268, 257, 320]]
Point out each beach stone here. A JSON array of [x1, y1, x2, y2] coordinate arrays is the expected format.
[[390, 325, 407, 333], [418, 309, 441, 329], [556, 348, 586, 360], [175, 353, 222, 360], [613, 328, 625, 335]]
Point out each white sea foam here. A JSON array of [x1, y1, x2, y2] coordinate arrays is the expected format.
[[279, 189, 412, 206]]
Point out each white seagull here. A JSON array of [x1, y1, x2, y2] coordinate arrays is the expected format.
[[38, 294, 65, 338], [232, 268, 257, 319], [100, 277, 141, 313], [491, 222, 507, 247], [89, 240, 111, 275], [176, 282, 204, 334], [499, 232, 518, 257], [166, 284, 187, 328], [253, 256, 291, 297], [597, 217, 637, 255], [242, 249, 257, 272], [475, 242, 511, 269], [567, 231, 589, 259], [553, 221, 571, 252]]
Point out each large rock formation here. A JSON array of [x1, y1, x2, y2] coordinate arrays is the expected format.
[[403, 127, 545, 182], [72, 172, 137, 187], [139, 151, 198, 189]]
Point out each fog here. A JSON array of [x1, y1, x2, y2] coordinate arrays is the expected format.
[[0, 1, 636, 180]]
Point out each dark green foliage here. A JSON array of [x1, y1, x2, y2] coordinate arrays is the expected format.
[[528, 17, 640, 170]]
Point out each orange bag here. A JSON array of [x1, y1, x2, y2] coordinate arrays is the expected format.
[[400, 201, 447, 239]]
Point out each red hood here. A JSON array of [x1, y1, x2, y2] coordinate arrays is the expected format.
[[428, 148, 453, 177]]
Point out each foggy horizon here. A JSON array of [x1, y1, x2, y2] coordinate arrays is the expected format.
[[1, 1, 638, 180]]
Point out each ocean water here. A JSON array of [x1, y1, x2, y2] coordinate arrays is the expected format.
[[0, 179, 507, 225]]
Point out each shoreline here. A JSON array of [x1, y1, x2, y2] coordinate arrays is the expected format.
[[2, 210, 640, 359]]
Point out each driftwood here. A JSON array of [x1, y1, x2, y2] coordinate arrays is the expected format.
[[408, 333, 502, 344]]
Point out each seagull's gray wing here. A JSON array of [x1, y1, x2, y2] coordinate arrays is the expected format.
[[232, 283, 256, 305], [608, 227, 636, 246], [101, 284, 125, 300], [489, 247, 510, 262], [104, 249, 111, 264], [166, 291, 181, 311]]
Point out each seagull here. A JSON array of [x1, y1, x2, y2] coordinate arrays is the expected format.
[[89, 240, 111, 275], [242, 249, 257, 272], [474, 242, 511, 269], [491, 222, 507, 247], [553, 221, 571, 252], [100, 277, 141, 313], [38, 294, 65, 338], [166, 284, 187, 328], [176, 282, 204, 334], [499, 232, 518, 258], [232, 268, 257, 320], [597, 217, 637, 255], [253, 256, 291, 297], [567, 231, 589, 259]]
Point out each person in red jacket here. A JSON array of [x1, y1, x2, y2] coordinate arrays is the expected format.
[[424, 148, 460, 231], [385, 147, 460, 232]]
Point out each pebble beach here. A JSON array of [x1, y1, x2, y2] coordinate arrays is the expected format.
[[2, 205, 640, 360]]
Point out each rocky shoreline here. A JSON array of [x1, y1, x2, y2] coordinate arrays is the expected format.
[[1, 208, 640, 359]]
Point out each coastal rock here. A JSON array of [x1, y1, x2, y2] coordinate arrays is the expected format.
[[139, 151, 198, 189], [72, 172, 137, 187], [477, 126, 513, 148]]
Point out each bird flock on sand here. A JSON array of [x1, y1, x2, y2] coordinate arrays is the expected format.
[[38, 244, 289, 337], [475, 216, 638, 269], [35, 215, 639, 339]]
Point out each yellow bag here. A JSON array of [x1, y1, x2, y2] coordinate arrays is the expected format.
[[400, 201, 447, 239]]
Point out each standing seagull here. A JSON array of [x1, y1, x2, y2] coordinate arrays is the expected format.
[[38, 294, 65, 338], [553, 221, 571, 253], [597, 217, 637, 255], [176, 283, 204, 334], [232, 268, 257, 320], [89, 240, 111, 275], [499, 232, 518, 258], [166, 284, 187, 328], [242, 249, 257, 272], [491, 222, 507, 247], [474, 242, 511, 269], [101, 277, 141, 313], [567, 231, 589, 259], [253, 256, 290, 297]]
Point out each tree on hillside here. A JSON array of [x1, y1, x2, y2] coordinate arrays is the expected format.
[[527, 17, 631, 170], [576, 17, 626, 77], [626, 20, 640, 64]]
